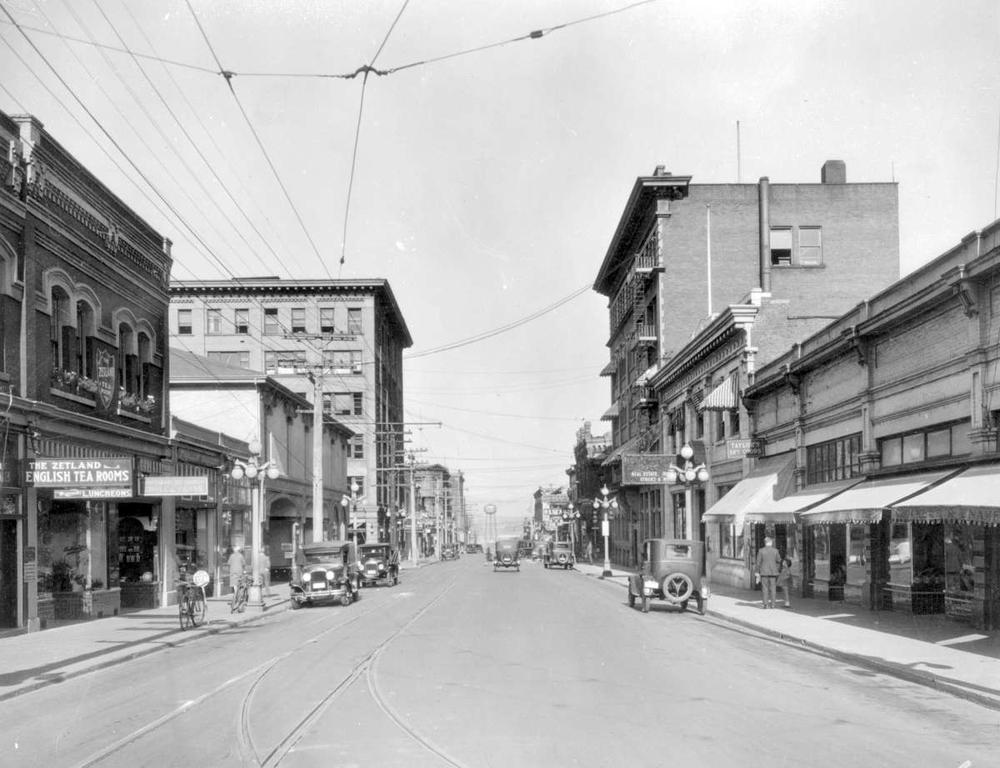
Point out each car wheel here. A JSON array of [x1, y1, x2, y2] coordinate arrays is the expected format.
[[661, 572, 694, 603], [340, 594, 352, 606], [641, 593, 649, 613]]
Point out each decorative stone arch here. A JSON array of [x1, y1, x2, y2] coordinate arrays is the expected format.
[[112, 307, 140, 356], [40, 267, 104, 323], [0, 233, 18, 297]]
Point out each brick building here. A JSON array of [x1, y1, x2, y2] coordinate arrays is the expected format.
[[593, 162, 899, 568]]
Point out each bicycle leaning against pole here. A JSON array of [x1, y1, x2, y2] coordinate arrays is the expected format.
[[230, 572, 252, 614], [177, 569, 210, 630]]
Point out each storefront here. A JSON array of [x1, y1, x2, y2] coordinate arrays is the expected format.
[[0, 473, 22, 630]]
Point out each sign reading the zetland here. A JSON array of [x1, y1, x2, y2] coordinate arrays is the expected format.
[[26, 457, 134, 498], [622, 453, 674, 485]]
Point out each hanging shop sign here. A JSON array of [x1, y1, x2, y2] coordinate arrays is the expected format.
[[726, 438, 763, 459], [142, 475, 210, 497], [622, 453, 674, 485], [25, 457, 135, 499]]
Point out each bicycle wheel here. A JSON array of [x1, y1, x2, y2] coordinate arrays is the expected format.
[[179, 593, 192, 630], [191, 592, 206, 627], [231, 584, 247, 613]]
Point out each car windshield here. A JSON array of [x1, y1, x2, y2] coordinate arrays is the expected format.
[[362, 547, 389, 558], [302, 549, 344, 564]]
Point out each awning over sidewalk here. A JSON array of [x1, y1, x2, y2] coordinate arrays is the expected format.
[[743, 478, 863, 524], [800, 470, 954, 525], [698, 374, 737, 412], [602, 434, 639, 466], [890, 464, 1000, 525], [601, 402, 620, 421], [702, 454, 795, 529]]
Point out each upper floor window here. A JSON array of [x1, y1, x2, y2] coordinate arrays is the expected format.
[[347, 308, 362, 334], [234, 308, 249, 335], [177, 309, 192, 335], [879, 422, 971, 467], [807, 433, 861, 484], [206, 308, 224, 335], [323, 349, 362, 373], [799, 227, 823, 266], [770, 228, 792, 266], [264, 350, 305, 374], [208, 350, 250, 369], [349, 436, 364, 459], [320, 307, 335, 334], [291, 308, 307, 334], [263, 308, 280, 336]]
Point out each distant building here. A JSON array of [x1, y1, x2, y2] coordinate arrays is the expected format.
[[169, 278, 412, 541], [593, 162, 899, 568]]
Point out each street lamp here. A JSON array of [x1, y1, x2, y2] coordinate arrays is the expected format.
[[592, 485, 619, 578], [664, 443, 710, 539], [561, 503, 581, 555], [340, 479, 362, 547], [230, 438, 280, 610]]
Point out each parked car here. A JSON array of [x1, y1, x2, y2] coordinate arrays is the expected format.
[[627, 539, 709, 614], [543, 541, 575, 570], [441, 545, 459, 560], [494, 537, 520, 572], [358, 543, 399, 587], [465, 543, 483, 554], [290, 540, 360, 609]]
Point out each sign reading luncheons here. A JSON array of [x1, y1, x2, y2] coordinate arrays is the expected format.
[[622, 453, 674, 485], [26, 457, 135, 499]]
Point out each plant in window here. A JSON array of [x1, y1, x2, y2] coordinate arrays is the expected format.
[[138, 394, 157, 413], [76, 376, 98, 394]]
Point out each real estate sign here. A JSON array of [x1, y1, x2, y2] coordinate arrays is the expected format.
[[622, 453, 674, 485]]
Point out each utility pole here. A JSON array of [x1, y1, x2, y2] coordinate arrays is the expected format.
[[309, 369, 325, 542]]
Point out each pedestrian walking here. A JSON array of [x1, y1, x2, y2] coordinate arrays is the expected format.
[[777, 556, 793, 608], [755, 536, 782, 609], [260, 547, 271, 597], [227, 546, 246, 595], [586, 539, 594, 565]]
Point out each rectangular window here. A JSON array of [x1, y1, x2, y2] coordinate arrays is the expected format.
[[806, 434, 861, 484], [263, 308, 280, 336], [333, 393, 353, 416], [320, 308, 336, 334], [324, 350, 362, 373], [770, 228, 792, 266], [322, 392, 332, 416], [177, 309, 192, 335], [879, 421, 971, 467], [207, 351, 250, 368], [798, 227, 823, 266], [350, 436, 364, 458], [715, 411, 725, 442], [234, 308, 249, 335], [205, 309, 224, 335], [902, 433, 925, 463], [291, 308, 306, 334], [727, 407, 740, 438], [347, 308, 362, 334], [264, 351, 305, 374], [926, 428, 951, 459], [352, 392, 363, 415]]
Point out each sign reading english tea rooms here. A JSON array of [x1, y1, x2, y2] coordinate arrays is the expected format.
[[26, 457, 135, 499]]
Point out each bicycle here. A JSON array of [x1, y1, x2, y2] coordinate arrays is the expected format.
[[230, 573, 252, 614], [178, 569, 209, 630]]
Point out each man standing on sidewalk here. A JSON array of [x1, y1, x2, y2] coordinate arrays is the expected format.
[[755, 537, 782, 609]]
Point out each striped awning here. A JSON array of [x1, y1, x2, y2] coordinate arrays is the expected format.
[[697, 375, 737, 412], [890, 464, 1000, 525], [599, 360, 616, 376], [702, 455, 795, 529], [800, 470, 954, 525], [601, 402, 620, 421], [634, 363, 659, 388]]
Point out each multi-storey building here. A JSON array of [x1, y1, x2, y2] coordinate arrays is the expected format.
[[593, 161, 899, 567], [737, 220, 1000, 629], [168, 278, 412, 541]]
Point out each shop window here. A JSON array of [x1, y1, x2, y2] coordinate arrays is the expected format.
[[912, 523, 944, 594], [944, 524, 977, 595], [847, 525, 866, 586], [671, 492, 686, 539], [812, 526, 831, 581], [888, 522, 911, 584]]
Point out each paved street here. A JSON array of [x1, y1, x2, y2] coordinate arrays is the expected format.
[[2, 557, 998, 768]]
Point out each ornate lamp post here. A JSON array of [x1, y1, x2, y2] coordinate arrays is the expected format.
[[561, 503, 581, 555], [230, 438, 280, 610], [340, 479, 362, 547], [592, 485, 619, 578], [665, 443, 709, 539]]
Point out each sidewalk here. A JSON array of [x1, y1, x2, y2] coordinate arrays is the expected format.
[[0, 559, 434, 703], [573, 561, 1000, 709]]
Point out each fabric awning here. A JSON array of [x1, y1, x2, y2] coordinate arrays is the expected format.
[[800, 470, 954, 525], [599, 360, 616, 377], [601, 435, 639, 467], [744, 478, 863, 524], [702, 454, 795, 529], [890, 464, 1000, 525], [698, 375, 737, 412], [601, 402, 619, 421], [634, 363, 659, 388]]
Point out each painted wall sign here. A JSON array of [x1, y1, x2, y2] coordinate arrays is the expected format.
[[26, 457, 134, 494], [142, 475, 210, 496], [622, 453, 674, 485]]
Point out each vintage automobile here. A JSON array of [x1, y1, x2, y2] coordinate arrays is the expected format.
[[543, 540, 575, 570], [493, 537, 520, 572], [290, 540, 360, 609], [627, 539, 709, 615], [441, 545, 459, 560], [358, 543, 399, 587]]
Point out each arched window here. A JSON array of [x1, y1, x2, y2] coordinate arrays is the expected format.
[[76, 300, 95, 377], [138, 331, 151, 397], [50, 286, 72, 370], [118, 322, 136, 395]]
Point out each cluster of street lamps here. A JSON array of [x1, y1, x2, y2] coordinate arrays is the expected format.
[[230, 439, 280, 611], [340, 479, 361, 546], [592, 485, 619, 578]]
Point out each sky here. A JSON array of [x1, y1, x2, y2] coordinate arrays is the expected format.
[[1, 0, 998, 536]]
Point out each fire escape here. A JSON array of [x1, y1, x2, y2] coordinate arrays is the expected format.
[[629, 242, 663, 450]]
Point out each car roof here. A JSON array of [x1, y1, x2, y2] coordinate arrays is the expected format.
[[301, 540, 350, 554]]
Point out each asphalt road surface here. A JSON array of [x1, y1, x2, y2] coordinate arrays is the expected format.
[[3, 557, 998, 768]]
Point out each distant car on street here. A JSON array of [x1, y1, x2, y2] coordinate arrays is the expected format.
[[627, 539, 709, 615], [358, 543, 399, 587], [543, 541, 575, 570], [493, 537, 520, 572], [441, 545, 459, 560]]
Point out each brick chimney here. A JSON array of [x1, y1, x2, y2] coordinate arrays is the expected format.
[[821, 160, 846, 184]]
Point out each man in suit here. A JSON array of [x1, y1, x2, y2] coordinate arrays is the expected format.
[[755, 536, 783, 609]]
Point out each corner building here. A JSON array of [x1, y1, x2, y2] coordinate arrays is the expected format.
[[593, 162, 899, 568], [169, 278, 412, 541]]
